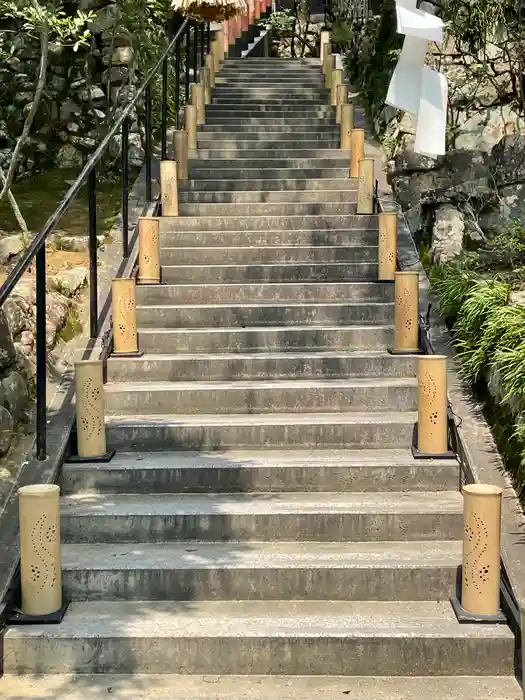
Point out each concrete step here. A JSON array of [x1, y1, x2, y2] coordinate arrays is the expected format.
[[60, 540, 461, 602], [4, 600, 512, 675], [1, 673, 521, 700], [186, 167, 350, 179], [180, 178, 356, 192], [177, 201, 361, 219], [178, 189, 357, 203], [159, 246, 376, 265], [60, 490, 462, 543], [205, 117, 338, 126], [61, 448, 458, 495], [105, 411, 418, 451], [159, 229, 377, 248], [136, 281, 390, 303], [192, 149, 349, 161], [208, 101, 332, 110], [189, 157, 349, 170], [104, 377, 418, 416], [200, 123, 341, 133], [62, 447, 459, 495], [106, 351, 414, 383], [135, 325, 394, 354], [195, 138, 341, 149], [135, 301, 394, 328], [159, 214, 376, 232]]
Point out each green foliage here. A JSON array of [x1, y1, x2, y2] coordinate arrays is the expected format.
[[1, 1, 93, 50], [264, 10, 296, 37], [429, 232, 525, 497]]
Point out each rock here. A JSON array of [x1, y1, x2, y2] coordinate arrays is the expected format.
[[431, 205, 465, 264], [89, 3, 120, 33], [0, 309, 17, 368], [60, 99, 82, 120], [80, 86, 105, 102], [56, 144, 83, 168], [50, 233, 104, 251], [46, 292, 70, 348], [490, 134, 525, 186], [66, 122, 80, 133], [0, 234, 25, 265], [102, 66, 129, 85], [128, 132, 144, 167], [19, 330, 34, 349], [2, 370, 29, 422], [455, 105, 521, 153], [479, 183, 525, 234], [52, 266, 88, 297], [0, 406, 14, 457], [103, 46, 134, 66]]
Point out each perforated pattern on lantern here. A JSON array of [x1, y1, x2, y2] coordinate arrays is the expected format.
[[380, 228, 396, 271], [117, 287, 136, 343], [358, 172, 372, 206], [464, 513, 489, 593], [142, 225, 159, 268], [397, 286, 413, 330], [30, 514, 58, 593], [421, 370, 439, 430], [78, 374, 103, 439]]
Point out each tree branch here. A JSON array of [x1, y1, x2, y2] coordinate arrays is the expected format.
[[0, 0, 49, 201], [0, 167, 29, 234]]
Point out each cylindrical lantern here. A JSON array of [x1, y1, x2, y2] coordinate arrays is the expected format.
[[357, 158, 374, 215], [202, 66, 212, 104], [322, 50, 331, 82], [320, 31, 330, 63], [19, 484, 61, 616], [174, 129, 189, 182], [160, 161, 178, 217], [461, 483, 503, 616], [350, 128, 365, 178], [138, 216, 161, 284], [336, 83, 347, 124], [211, 39, 220, 73], [379, 212, 397, 281], [112, 277, 139, 355], [205, 53, 215, 87], [325, 54, 336, 89], [330, 69, 343, 106], [75, 359, 107, 459], [417, 355, 448, 455], [191, 83, 205, 126], [185, 105, 198, 151], [340, 104, 354, 150], [394, 271, 419, 353]]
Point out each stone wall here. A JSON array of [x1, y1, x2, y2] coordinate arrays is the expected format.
[[0, 1, 145, 178], [343, 4, 525, 264]]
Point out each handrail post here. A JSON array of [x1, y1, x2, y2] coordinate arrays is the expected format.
[[35, 244, 46, 461], [121, 117, 129, 258], [88, 168, 98, 339], [161, 57, 168, 160], [145, 86, 152, 202]]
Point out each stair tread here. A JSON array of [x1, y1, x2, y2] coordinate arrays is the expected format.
[[4, 600, 510, 639], [136, 324, 393, 333], [63, 447, 454, 469], [107, 411, 416, 425], [105, 378, 417, 392], [61, 540, 463, 570], [1, 674, 520, 700], [136, 301, 392, 309], [108, 350, 402, 362], [61, 490, 462, 515]]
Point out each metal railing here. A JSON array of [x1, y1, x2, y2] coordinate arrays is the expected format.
[[0, 17, 211, 462]]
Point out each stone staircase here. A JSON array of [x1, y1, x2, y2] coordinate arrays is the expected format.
[[1, 58, 519, 699]]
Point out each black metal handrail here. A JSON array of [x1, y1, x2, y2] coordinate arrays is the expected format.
[[0, 16, 211, 461]]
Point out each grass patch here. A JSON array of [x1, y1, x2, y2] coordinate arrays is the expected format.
[[56, 307, 82, 344], [429, 222, 525, 499], [0, 168, 136, 236]]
